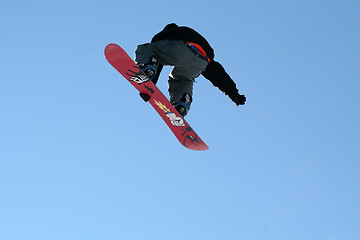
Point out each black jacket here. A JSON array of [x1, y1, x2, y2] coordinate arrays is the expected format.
[[151, 23, 240, 98]]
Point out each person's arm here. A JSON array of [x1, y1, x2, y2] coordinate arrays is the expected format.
[[202, 60, 246, 105]]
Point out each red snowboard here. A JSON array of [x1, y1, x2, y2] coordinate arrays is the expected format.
[[104, 43, 208, 151]]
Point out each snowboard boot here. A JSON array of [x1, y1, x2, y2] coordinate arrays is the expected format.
[[138, 56, 159, 82], [173, 93, 192, 117]]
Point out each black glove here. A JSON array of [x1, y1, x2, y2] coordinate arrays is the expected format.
[[139, 92, 151, 102], [229, 93, 246, 106]]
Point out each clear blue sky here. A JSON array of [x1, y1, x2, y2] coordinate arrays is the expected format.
[[1, 0, 360, 239]]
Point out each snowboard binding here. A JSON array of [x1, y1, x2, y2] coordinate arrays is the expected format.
[[137, 55, 159, 81], [173, 93, 192, 117], [137, 56, 159, 102]]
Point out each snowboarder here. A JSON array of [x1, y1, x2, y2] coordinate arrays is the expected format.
[[135, 23, 246, 117]]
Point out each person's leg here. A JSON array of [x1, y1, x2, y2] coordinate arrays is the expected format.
[[134, 44, 161, 84], [167, 42, 208, 116], [135, 40, 208, 115]]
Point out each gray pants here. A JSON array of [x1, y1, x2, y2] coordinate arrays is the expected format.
[[135, 40, 209, 105]]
